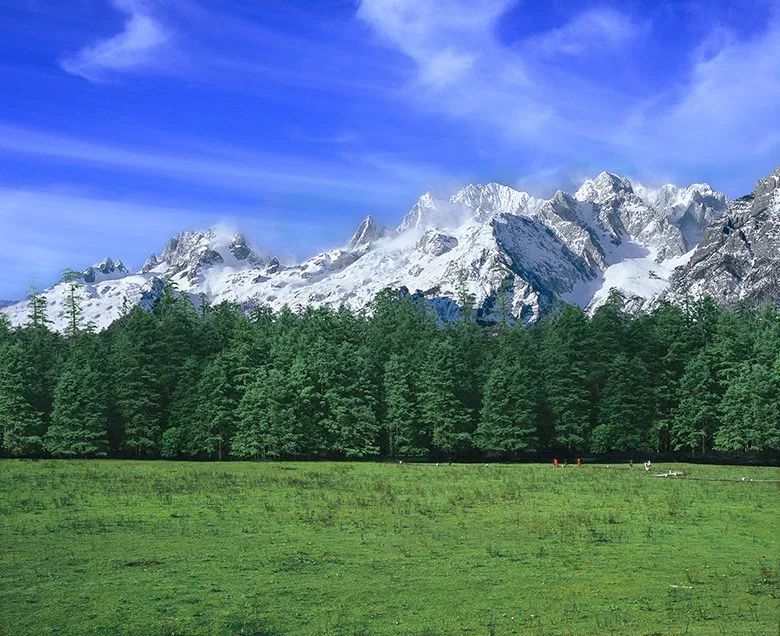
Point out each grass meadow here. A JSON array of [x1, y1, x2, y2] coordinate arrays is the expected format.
[[0, 460, 777, 634]]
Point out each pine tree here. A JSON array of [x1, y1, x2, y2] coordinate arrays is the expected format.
[[63, 283, 87, 338], [44, 348, 108, 458], [232, 367, 301, 459], [588, 293, 628, 398], [591, 354, 652, 453], [190, 352, 240, 459], [0, 343, 43, 456], [475, 355, 538, 455], [113, 309, 161, 457], [544, 307, 592, 452], [715, 362, 780, 453], [418, 338, 469, 456], [165, 356, 202, 457], [670, 352, 719, 453], [382, 354, 424, 457], [17, 318, 64, 429], [26, 286, 51, 329], [320, 342, 379, 458]]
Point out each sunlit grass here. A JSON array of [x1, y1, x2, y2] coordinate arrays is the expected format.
[[1, 460, 777, 634]]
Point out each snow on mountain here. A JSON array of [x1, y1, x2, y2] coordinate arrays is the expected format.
[[347, 216, 393, 249], [634, 181, 729, 250], [1, 171, 751, 333], [65, 257, 129, 284], [666, 167, 780, 306], [1, 275, 164, 333]]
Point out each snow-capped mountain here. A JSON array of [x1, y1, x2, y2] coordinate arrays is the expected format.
[[666, 167, 780, 306], [4, 168, 776, 334]]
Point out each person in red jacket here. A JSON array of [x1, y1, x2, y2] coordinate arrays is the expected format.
[[553, 457, 559, 468]]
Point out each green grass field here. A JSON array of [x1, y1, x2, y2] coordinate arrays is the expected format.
[[0, 460, 777, 635]]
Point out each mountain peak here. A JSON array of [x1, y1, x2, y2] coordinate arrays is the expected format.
[[3, 169, 764, 335], [575, 171, 633, 203], [143, 227, 268, 280], [62, 257, 128, 284], [347, 215, 391, 249], [451, 183, 541, 220], [396, 192, 464, 233]]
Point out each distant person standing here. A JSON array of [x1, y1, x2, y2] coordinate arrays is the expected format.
[[553, 458, 559, 468], [629, 459, 634, 469], [644, 460, 652, 472], [576, 458, 583, 467]]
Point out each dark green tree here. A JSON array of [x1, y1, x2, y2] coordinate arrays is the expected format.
[[232, 366, 301, 459], [475, 353, 538, 455], [44, 346, 108, 457], [113, 309, 161, 457], [591, 354, 652, 453], [190, 352, 240, 459], [418, 337, 470, 455], [715, 362, 780, 453], [0, 343, 43, 456], [382, 354, 424, 457], [543, 307, 592, 452], [671, 352, 720, 453]]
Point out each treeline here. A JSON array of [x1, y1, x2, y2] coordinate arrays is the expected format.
[[0, 286, 778, 460]]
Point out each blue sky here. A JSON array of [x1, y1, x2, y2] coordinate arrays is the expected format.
[[1, 0, 778, 299]]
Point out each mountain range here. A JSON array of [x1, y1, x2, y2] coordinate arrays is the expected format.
[[2, 167, 778, 332]]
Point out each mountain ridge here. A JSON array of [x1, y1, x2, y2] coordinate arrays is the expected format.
[[3, 168, 777, 333]]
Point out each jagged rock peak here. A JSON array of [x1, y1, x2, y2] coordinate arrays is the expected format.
[[575, 171, 634, 203], [63, 257, 128, 284], [347, 215, 391, 249], [397, 192, 438, 233], [665, 165, 780, 306], [756, 165, 780, 195], [415, 229, 458, 256], [143, 228, 267, 276], [451, 183, 542, 220]]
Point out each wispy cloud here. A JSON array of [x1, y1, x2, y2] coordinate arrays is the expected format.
[[357, 0, 512, 89], [620, 17, 780, 165], [525, 8, 640, 57], [357, 0, 556, 142], [59, 0, 170, 81], [0, 123, 450, 200], [357, 0, 779, 183], [0, 186, 308, 297]]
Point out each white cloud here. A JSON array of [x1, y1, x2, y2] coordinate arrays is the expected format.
[[59, 0, 169, 81], [357, 0, 514, 88], [620, 18, 780, 163], [0, 186, 301, 297], [525, 8, 640, 57], [357, 0, 554, 144], [357, 0, 780, 183], [0, 123, 445, 199]]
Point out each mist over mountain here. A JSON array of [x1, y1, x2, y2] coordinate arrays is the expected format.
[[3, 167, 778, 333]]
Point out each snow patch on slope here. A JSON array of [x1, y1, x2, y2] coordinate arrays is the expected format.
[[1, 172, 736, 332]]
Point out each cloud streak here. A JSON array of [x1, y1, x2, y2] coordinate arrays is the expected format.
[[357, 0, 780, 183], [0, 186, 310, 298], [59, 0, 169, 81], [525, 8, 640, 57], [620, 18, 780, 165], [0, 123, 454, 201]]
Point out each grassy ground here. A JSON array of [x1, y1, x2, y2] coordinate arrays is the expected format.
[[0, 460, 777, 635]]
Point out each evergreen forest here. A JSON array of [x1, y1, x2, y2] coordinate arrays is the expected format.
[[1, 285, 778, 461]]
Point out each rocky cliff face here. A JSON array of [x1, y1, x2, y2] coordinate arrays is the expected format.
[[4, 168, 770, 333], [666, 167, 780, 306]]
